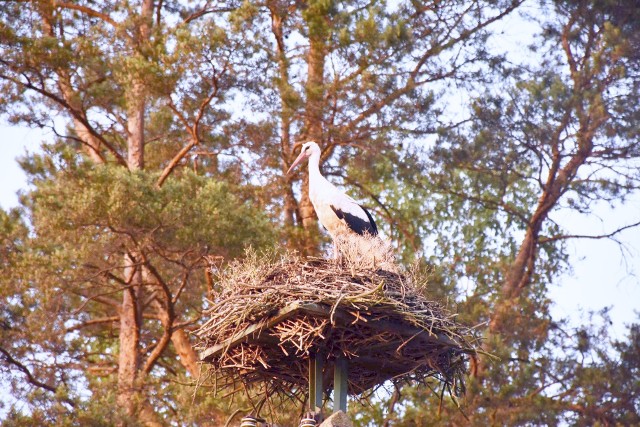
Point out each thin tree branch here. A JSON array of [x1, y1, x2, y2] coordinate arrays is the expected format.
[[0, 68, 127, 167], [53, 1, 117, 27], [141, 261, 175, 375], [539, 220, 640, 244], [182, 7, 236, 25], [65, 316, 119, 332], [156, 137, 198, 187], [0, 347, 76, 407]]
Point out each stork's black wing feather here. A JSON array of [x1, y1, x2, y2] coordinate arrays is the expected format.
[[330, 204, 378, 236], [360, 205, 378, 236]]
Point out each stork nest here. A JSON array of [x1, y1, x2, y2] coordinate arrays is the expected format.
[[195, 245, 478, 405]]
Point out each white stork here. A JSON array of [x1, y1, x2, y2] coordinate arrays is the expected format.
[[287, 141, 378, 241]]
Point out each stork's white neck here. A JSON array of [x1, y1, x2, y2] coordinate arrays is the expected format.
[[307, 151, 321, 178], [307, 150, 331, 198]]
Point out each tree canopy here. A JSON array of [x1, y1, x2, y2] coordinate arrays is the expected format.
[[1, 0, 639, 425]]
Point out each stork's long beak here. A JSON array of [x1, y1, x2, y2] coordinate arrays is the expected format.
[[286, 150, 308, 175]]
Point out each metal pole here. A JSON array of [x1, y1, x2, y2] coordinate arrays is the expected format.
[[308, 353, 324, 412], [333, 357, 348, 413]]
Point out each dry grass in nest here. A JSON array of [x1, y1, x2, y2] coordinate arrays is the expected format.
[[195, 236, 478, 407]]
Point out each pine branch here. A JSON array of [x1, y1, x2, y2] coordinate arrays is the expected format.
[[0, 347, 76, 407], [539, 220, 640, 244]]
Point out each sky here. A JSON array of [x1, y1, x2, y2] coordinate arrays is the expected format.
[[549, 202, 640, 339], [2, 120, 638, 340], [1, 126, 36, 208]]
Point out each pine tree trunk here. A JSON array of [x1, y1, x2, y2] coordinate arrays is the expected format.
[[117, 254, 142, 419], [171, 329, 201, 378], [151, 297, 201, 378], [494, 108, 599, 331], [269, 3, 299, 230], [299, 0, 329, 254], [304, 9, 326, 143], [127, 83, 146, 170], [117, 1, 153, 422], [58, 77, 105, 163]]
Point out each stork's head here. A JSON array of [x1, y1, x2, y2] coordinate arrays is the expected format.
[[286, 141, 320, 174]]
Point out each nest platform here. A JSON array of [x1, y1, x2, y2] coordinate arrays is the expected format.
[[195, 252, 477, 402]]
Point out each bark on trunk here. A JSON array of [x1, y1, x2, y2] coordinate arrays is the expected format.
[[501, 140, 595, 301], [502, 224, 541, 299], [304, 24, 326, 143], [150, 298, 200, 378], [171, 329, 201, 378], [494, 91, 604, 331], [139, 401, 164, 427], [284, 185, 298, 228], [127, 83, 146, 170], [299, 1, 329, 254], [269, 3, 298, 229], [299, 176, 316, 230], [59, 77, 105, 163], [499, 18, 610, 303], [126, 0, 153, 171], [117, 1, 153, 422], [117, 254, 142, 418]]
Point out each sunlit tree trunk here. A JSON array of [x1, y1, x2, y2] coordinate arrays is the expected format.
[[299, 0, 331, 254], [125, 0, 152, 171], [117, 0, 153, 421], [127, 82, 146, 170], [269, 2, 298, 230], [117, 254, 142, 418], [171, 330, 201, 378]]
